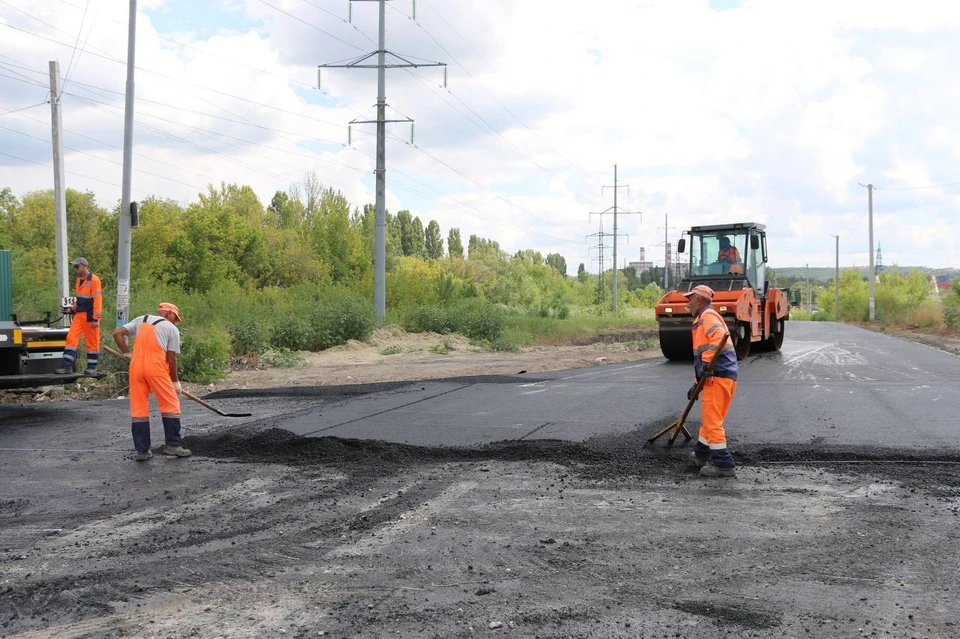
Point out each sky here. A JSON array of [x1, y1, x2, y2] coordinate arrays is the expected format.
[[2, 0, 960, 273]]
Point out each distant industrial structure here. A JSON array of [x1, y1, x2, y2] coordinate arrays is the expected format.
[[628, 247, 653, 274]]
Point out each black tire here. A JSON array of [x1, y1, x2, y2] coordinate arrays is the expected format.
[[733, 321, 751, 360], [658, 325, 693, 361], [770, 318, 785, 351]]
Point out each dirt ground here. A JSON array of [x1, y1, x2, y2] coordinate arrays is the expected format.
[[215, 325, 662, 393]]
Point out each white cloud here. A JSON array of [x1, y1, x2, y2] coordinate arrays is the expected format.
[[2, 0, 960, 276]]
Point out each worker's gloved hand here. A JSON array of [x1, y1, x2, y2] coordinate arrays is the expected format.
[[701, 368, 714, 378], [174, 381, 182, 395], [92, 320, 100, 328], [687, 384, 698, 401], [123, 352, 132, 361]]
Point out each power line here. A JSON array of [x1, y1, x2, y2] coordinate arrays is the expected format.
[[876, 181, 960, 191], [0, 100, 47, 116], [0, 123, 207, 191], [0, 22, 352, 135], [61, 0, 92, 90], [408, 0, 608, 192], [0, 149, 136, 191], [256, 0, 368, 52]]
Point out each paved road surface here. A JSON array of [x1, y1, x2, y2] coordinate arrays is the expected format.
[[209, 321, 959, 452], [1, 321, 956, 453]]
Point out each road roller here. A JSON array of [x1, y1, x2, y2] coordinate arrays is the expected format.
[[655, 222, 790, 361]]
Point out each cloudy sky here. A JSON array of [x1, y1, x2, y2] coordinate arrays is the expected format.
[[2, 0, 959, 272]]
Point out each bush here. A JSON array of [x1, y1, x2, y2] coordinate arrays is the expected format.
[[229, 314, 269, 356], [262, 348, 307, 368], [401, 298, 505, 342], [270, 313, 310, 351], [306, 293, 376, 351], [944, 282, 960, 329], [179, 328, 229, 383]]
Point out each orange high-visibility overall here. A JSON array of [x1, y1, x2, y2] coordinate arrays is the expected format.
[[692, 306, 738, 467], [129, 316, 180, 422], [63, 272, 102, 370]]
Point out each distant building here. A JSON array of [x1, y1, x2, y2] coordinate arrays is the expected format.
[[936, 275, 954, 290], [628, 247, 653, 274]]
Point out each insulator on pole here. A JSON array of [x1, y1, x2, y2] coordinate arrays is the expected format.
[[348, 125, 352, 146], [317, 68, 322, 89], [348, 2, 353, 23], [412, 0, 416, 20], [443, 66, 448, 88], [410, 122, 415, 144]]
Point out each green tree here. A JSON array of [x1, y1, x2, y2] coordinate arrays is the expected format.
[[266, 189, 304, 230], [130, 197, 184, 285], [577, 262, 587, 283], [545, 253, 567, 277], [410, 216, 426, 258], [0, 187, 17, 249], [447, 227, 463, 258], [424, 220, 444, 259]]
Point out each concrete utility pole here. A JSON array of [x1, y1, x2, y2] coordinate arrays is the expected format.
[[858, 182, 876, 321], [831, 234, 839, 320], [48, 61, 69, 324], [115, 0, 137, 327], [319, 0, 446, 319], [805, 263, 810, 311], [590, 165, 639, 312]]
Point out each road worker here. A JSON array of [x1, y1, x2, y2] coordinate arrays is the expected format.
[[56, 257, 102, 375], [717, 236, 742, 274], [112, 302, 192, 461], [684, 284, 738, 478]]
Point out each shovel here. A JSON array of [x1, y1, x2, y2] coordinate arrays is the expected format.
[[103, 345, 253, 418], [648, 332, 729, 445]]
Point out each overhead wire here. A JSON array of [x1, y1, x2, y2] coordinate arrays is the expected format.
[[0, 149, 145, 192], [0, 122, 208, 191], [407, 0, 609, 193], [60, 0, 92, 91], [1, 5, 591, 246]]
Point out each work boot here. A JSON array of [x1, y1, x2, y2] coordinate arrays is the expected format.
[[159, 445, 192, 458], [54, 367, 72, 375], [688, 451, 710, 469], [700, 463, 736, 478], [135, 449, 153, 462]]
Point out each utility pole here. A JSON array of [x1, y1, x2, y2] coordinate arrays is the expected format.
[[858, 182, 875, 321], [656, 214, 676, 290], [586, 222, 611, 306], [805, 263, 810, 311], [590, 165, 639, 312], [831, 234, 839, 320], [48, 61, 68, 324], [319, 0, 446, 319], [115, 0, 137, 327]]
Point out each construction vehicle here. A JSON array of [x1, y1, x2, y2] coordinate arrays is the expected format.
[[655, 222, 789, 361], [1, 250, 101, 389]]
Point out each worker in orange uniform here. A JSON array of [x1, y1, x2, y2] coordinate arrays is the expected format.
[[56, 257, 103, 375], [717, 236, 742, 274], [683, 284, 738, 478], [112, 303, 192, 461]]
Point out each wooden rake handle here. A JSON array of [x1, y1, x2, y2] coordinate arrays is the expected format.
[[103, 345, 252, 418]]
